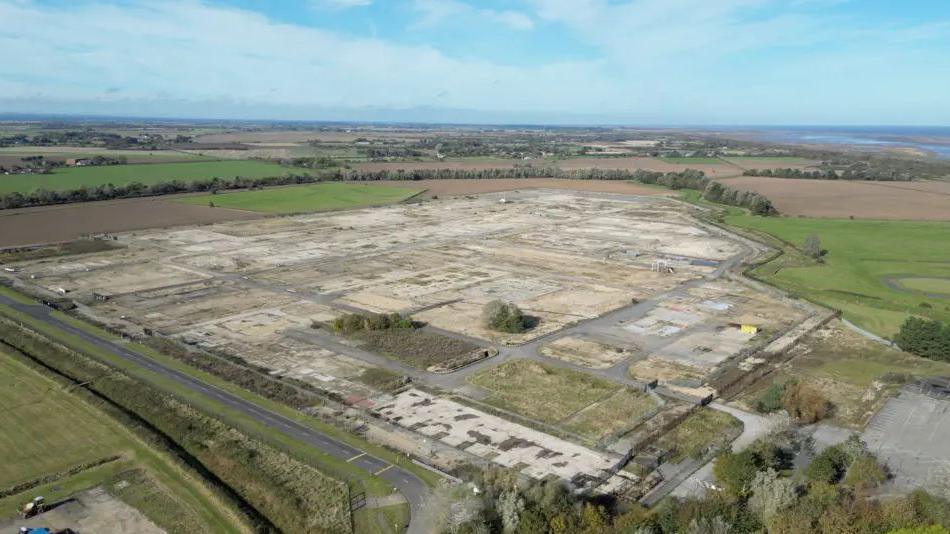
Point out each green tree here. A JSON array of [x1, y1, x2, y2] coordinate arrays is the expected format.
[[748, 468, 797, 522], [482, 300, 530, 333], [713, 449, 762, 498], [803, 233, 822, 259], [843, 454, 887, 491], [894, 317, 950, 362], [755, 382, 785, 413], [806, 445, 850, 484]]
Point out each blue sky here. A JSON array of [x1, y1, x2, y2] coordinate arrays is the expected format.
[[1, 0, 949, 125]]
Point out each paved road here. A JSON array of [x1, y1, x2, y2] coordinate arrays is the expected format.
[[0, 294, 435, 534]]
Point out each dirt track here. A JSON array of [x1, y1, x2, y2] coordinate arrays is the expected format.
[[718, 177, 950, 220], [0, 197, 262, 248]]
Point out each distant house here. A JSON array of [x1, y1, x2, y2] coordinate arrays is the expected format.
[[65, 158, 93, 166]]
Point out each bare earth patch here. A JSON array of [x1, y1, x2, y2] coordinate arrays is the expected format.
[[0, 197, 262, 248], [718, 177, 950, 220], [540, 336, 633, 369]]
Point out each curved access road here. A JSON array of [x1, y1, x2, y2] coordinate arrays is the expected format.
[[0, 293, 435, 534]]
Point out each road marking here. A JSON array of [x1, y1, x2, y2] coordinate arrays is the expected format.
[[374, 465, 393, 476], [347, 452, 366, 463]]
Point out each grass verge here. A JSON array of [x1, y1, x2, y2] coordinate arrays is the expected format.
[[467, 359, 620, 425], [180, 182, 422, 214]]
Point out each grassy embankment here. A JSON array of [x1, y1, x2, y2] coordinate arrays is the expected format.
[[724, 215, 950, 338], [0, 161, 303, 194], [668, 182, 948, 338], [180, 182, 423, 214], [0, 286, 442, 533], [0, 346, 246, 533]]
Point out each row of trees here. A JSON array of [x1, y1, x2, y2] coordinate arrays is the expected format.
[[0, 172, 320, 209], [447, 434, 949, 533], [340, 166, 777, 215], [702, 180, 776, 215], [894, 317, 950, 361], [743, 166, 916, 181], [1, 165, 777, 216]]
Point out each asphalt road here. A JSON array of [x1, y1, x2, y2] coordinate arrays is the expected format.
[[0, 294, 435, 534]]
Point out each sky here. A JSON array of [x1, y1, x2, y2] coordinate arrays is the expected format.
[[1, 0, 949, 125]]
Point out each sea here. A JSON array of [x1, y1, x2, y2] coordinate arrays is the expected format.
[[735, 126, 950, 159]]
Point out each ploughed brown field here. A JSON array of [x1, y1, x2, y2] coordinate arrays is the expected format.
[[0, 178, 668, 247], [719, 176, 950, 220], [0, 197, 263, 247], [367, 178, 670, 197], [353, 156, 742, 178]]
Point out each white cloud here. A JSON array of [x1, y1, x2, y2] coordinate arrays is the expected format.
[[310, 0, 372, 10], [412, 0, 534, 31], [0, 0, 596, 118], [0, 0, 947, 124]]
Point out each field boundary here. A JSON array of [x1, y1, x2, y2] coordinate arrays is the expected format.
[[0, 327, 268, 532]]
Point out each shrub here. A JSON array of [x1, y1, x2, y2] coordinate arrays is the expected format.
[[331, 312, 415, 334], [481, 300, 530, 333], [806, 445, 850, 484], [755, 382, 785, 413], [843, 454, 888, 491], [748, 468, 797, 522], [713, 449, 763, 498], [894, 317, 950, 362], [782, 381, 831, 423]]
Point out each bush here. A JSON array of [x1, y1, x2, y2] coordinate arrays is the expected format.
[[755, 382, 786, 413], [481, 300, 530, 333], [713, 449, 763, 497], [782, 381, 831, 423], [894, 317, 950, 362], [843, 453, 888, 491], [331, 312, 415, 335], [806, 445, 850, 484]]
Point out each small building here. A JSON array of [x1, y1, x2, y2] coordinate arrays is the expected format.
[[65, 158, 92, 166], [740, 324, 759, 335], [730, 315, 763, 335]]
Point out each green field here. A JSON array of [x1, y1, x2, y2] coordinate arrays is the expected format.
[[181, 182, 422, 214], [660, 156, 723, 164], [0, 160, 302, 194], [0, 286, 440, 532], [0, 146, 213, 164], [0, 347, 240, 532], [467, 359, 620, 425], [654, 407, 742, 463], [723, 156, 815, 165], [725, 214, 950, 337]]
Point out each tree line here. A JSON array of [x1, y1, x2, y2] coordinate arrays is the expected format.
[[0, 172, 320, 209], [341, 167, 776, 215], [743, 167, 915, 181], [445, 433, 950, 534], [1, 165, 777, 215]]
